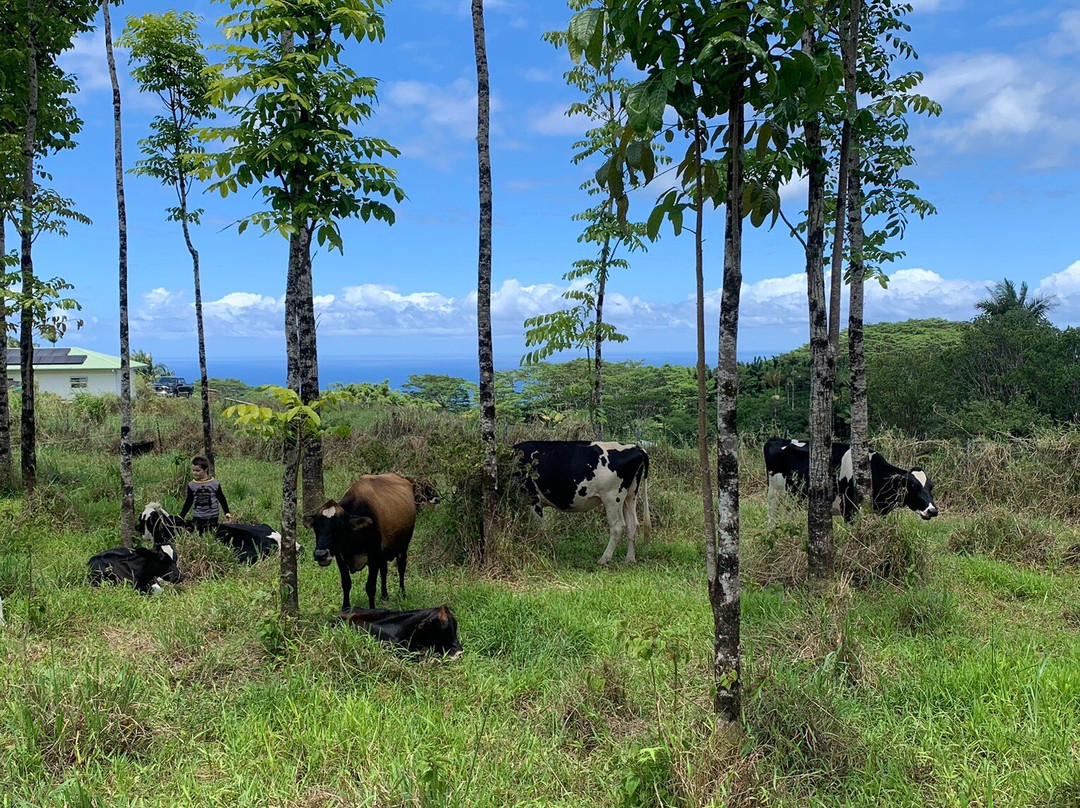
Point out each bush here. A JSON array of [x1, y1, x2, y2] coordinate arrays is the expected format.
[[836, 514, 928, 588]]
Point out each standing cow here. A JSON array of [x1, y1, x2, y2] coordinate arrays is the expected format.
[[513, 440, 651, 565], [764, 437, 939, 526], [306, 473, 418, 611]]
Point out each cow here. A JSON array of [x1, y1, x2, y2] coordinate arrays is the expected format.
[[764, 437, 939, 526], [138, 502, 189, 545], [340, 605, 462, 657], [215, 522, 284, 564], [306, 473, 418, 611], [88, 545, 182, 594], [513, 440, 652, 565], [406, 477, 441, 510]]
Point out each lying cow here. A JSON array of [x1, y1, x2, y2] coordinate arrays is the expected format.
[[340, 605, 462, 657], [138, 502, 189, 545], [764, 437, 939, 526], [307, 472, 418, 611], [513, 440, 652, 565], [215, 522, 284, 564], [88, 544, 182, 594]]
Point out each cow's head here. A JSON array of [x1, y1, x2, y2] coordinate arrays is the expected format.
[[137, 544, 182, 584], [305, 501, 373, 566], [904, 468, 939, 520], [410, 478, 441, 509], [413, 605, 463, 657]]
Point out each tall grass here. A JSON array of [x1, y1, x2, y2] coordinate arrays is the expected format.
[[2, 396, 1080, 805]]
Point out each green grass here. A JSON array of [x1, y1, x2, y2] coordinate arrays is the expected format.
[[3, 403, 1080, 806]]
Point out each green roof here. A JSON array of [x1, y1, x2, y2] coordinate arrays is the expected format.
[[4, 346, 148, 371]]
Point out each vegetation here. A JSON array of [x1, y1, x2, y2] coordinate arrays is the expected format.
[[3, 392, 1080, 806]]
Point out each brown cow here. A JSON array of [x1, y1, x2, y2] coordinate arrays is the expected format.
[[306, 473, 418, 611]]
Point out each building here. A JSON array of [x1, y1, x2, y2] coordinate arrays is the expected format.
[[5, 346, 146, 401]]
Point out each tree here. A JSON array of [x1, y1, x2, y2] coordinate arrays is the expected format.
[[584, 0, 787, 727], [100, 0, 137, 546], [976, 278, 1057, 320], [202, 0, 404, 614], [131, 349, 171, 379], [472, 0, 496, 565], [401, 374, 475, 412], [122, 11, 216, 471], [846, 0, 939, 497], [1, 0, 94, 488], [524, 2, 649, 439]]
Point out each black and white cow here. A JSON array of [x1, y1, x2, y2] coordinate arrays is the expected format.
[[138, 502, 189, 545], [764, 437, 939, 526], [513, 440, 651, 565], [88, 545, 182, 594], [215, 522, 284, 564]]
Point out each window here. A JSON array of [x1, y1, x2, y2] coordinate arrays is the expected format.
[[70, 376, 88, 390]]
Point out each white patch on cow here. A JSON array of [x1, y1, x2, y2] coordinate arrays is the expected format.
[[160, 545, 175, 560], [838, 450, 854, 483], [321, 506, 338, 519], [142, 502, 164, 518], [270, 531, 282, 547], [789, 440, 807, 448], [911, 470, 928, 488], [150, 582, 163, 596], [767, 473, 787, 528]]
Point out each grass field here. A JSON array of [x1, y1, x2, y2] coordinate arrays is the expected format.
[[2, 399, 1080, 807]]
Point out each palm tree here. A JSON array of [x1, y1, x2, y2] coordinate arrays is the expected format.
[[472, 0, 496, 564], [976, 278, 1057, 320]]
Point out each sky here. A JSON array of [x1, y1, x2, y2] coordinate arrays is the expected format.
[[10, 0, 1080, 370]]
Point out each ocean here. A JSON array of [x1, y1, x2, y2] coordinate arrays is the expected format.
[[159, 350, 768, 389]]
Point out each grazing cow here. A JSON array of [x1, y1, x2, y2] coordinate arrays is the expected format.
[[764, 437, 939, 526], [513, 440, 651, 565], [138, 502, 189, 545], [306, 473, 418, 611], [341, 605, 462, 657], [215, 522, 284, 564], [88, 545, 182, 594], [406, 477, 441, 510]]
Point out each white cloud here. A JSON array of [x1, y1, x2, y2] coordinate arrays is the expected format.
[[132, 260, 1080, 347], [528, 103, 589, 137]]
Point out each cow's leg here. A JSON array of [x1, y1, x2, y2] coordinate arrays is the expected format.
[[838, 478, 858, 522], [365, 565, 378, 609], [397, 551, 408, 599], [337, 556, 352, 612], [622, 492, 639, 563], [767, 473, 786, 529], [379, 555, 390, 600], [599, 499, 626, 566]]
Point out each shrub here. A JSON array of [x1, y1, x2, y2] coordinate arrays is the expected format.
[[836, 514, 927, 588]]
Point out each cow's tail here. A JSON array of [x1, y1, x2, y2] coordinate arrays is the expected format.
[[640, 454, 652, 541]]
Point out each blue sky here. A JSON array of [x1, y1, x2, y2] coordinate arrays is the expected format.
[[11, 0, 1080, 368]]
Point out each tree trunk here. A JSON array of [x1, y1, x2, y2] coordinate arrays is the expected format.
[[0, 223, 13, 487], [280, 228, 302, 617], [827, 44, 852, 358], [473, 0, 496, 565], [803, 25, 834, 579], [178, 173, 214, 473], [297, 231, 324, 514], [592, 224, 610, 441], [19, 0, 39, 492], [692, 121, 717, 602], [845, 0, 871, 497], [713, 72, 745, 727], [103, 0, 135, 547]]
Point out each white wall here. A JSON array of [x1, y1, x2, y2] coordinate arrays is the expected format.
[[5, 369, 138, 401]]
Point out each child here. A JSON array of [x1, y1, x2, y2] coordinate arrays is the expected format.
[[179, 455, 233, 534]]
